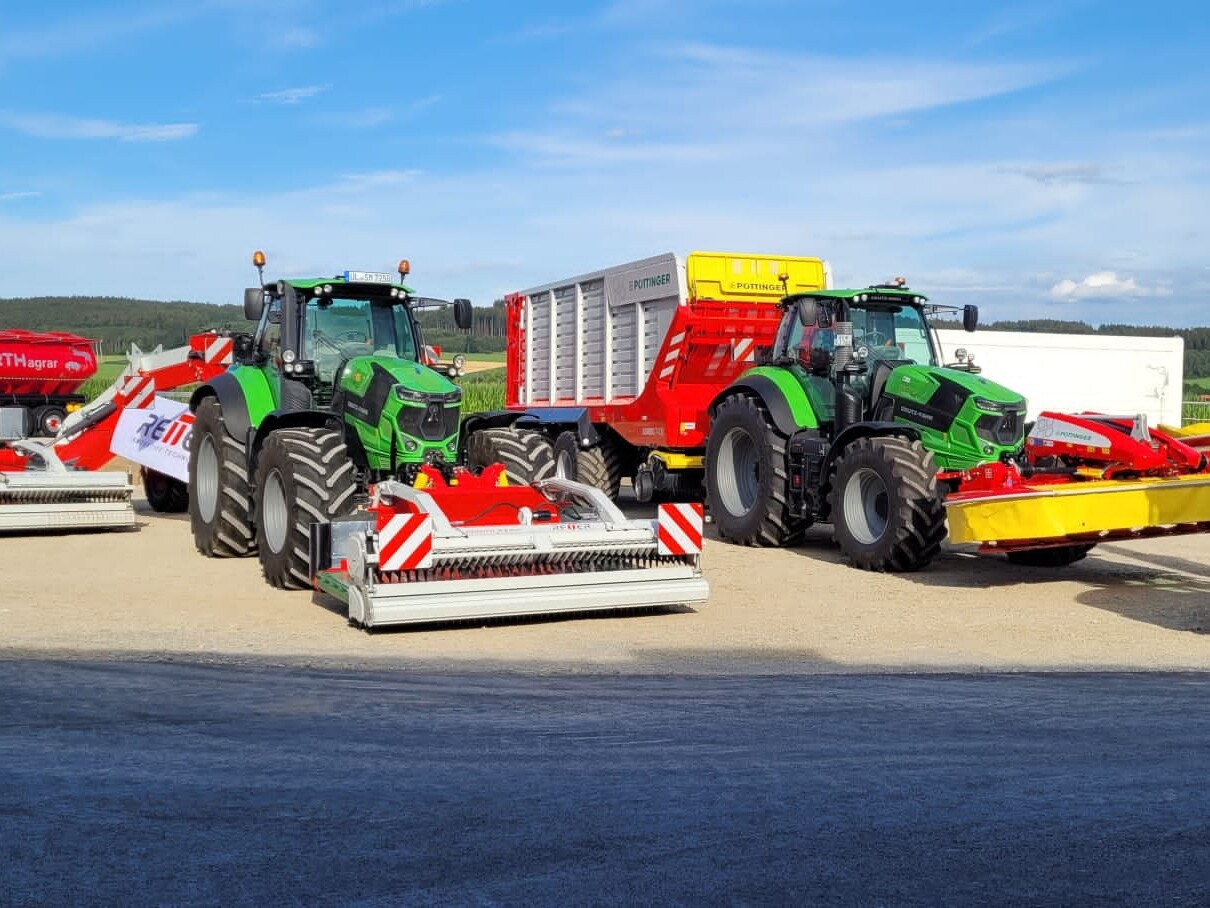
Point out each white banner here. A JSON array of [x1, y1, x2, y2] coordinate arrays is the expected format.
[[110, 395, 193, 482]]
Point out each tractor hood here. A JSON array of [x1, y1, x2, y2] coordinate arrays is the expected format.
[[339, 354, 461, 399], [885, 363, 1025, 411], [881, 363, 1027, 469]]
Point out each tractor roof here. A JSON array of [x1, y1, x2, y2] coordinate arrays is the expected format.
[[284, 276, 415, 295], [781, 286, 928, 306]]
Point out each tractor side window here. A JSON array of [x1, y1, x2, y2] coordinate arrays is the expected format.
[[389, 307, 420, 361], [261, 299, 283, 363]]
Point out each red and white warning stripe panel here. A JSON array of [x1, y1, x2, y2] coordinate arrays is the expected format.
[[206, 336, 234, 365], [658, 330, 687, 379], [378, 513, 434, 570], [657, 502, 704, 556], [117, 374, 156, 409], [730, 337, 755, 363]]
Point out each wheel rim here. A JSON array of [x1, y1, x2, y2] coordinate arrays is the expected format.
[[44, 413, 63, 434], [715, 426, 759, 516], [555, 448, 575, 480], [842, 467, 889, 545], [262, 469, 289, 554], [196, 435, 219, 523]]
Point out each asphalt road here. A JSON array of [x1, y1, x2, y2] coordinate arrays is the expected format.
[[2, 660, 1209, 906]]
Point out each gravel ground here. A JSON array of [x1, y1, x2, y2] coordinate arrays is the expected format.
[[3, 482, 1210, 674]]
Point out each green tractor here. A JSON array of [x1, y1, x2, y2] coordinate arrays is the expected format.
[[187, 254, 553, 589], [704, 281, 1027, 571]]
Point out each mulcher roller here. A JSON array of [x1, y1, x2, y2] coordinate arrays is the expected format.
[[0, 441, 135, 532], [311, 471, 709, 628]]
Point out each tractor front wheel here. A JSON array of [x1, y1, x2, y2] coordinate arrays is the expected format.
[[189, 396, 256, 557], [467, 427, 556, 485], [254, 428, 358, 590], [830, 435, 946, 572], [705, 394, 808, 547]]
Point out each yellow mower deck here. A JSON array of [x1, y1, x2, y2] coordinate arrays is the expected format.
[[946, 473, 1210, 550]]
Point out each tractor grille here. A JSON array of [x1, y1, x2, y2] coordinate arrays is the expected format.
[[397, 400, 460, 441], [975, 409, 1025, 446]]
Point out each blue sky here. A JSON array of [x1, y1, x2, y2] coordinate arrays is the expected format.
[[1, 0, 1208, 325]]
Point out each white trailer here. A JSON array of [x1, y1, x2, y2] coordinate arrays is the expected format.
[[935, 330, 1184, 427]]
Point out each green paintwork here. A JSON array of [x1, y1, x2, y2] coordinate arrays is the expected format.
[[228, 362, 280, 426], [882, 364, 1024, 470], [336, 353, 461, 472], [285, 276, 414, 294], [739, 365, 821, 429]]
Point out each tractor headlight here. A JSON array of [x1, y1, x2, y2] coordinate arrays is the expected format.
[[973, 397, 1008, 412], [395, 386, 428, 403]]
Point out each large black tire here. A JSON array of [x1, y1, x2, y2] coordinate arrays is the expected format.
[[704, 394, 809, 547], [467, 428, 556, 484], [254, 428, 358, 590], [829, 435, 947, 572], [141, 467, 189, 513], [189, 397, 256, 557], [1005, 544, 1094, 567], [553, 430, 624, 499]]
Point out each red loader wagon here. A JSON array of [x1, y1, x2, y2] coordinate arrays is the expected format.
[[477, 251, 830, 501]]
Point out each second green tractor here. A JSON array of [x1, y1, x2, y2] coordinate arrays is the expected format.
[[705, 281, 1030, 571]]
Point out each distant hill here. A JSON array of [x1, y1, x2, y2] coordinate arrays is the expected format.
[[0, 296, 255, 354]]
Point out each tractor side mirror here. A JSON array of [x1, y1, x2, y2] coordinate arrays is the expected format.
[[244, 288, 265, 321], [796, 299, 818, 327], [963, 304, 978, 332], [453, 298, 473, 331]]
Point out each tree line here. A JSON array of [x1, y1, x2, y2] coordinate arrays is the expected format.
[[3, 295, 1207, 379]]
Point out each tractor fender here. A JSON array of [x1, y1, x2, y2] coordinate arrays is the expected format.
[[709, 373, 816, 438], [190, 373, 252, 442]]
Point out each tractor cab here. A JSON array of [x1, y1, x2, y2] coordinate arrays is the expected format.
[[240, 253, 473, 479], [772, 283, 943, 426]]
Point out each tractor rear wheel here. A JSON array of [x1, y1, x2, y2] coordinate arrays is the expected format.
[[705, 394, 809, 546], [553, 430, 623, 499], [830, 435, 946, 572], [189, 396, 256, 557], [254, 428, 358, 590], [467, 427, 556, 485], [142, 467, 188, 513], [1005, 544, 1094, 567]]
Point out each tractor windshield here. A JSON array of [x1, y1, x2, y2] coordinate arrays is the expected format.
[[786, 299, 938, 368], [850, 303, 937, 365], [304, 296, 420, 383]]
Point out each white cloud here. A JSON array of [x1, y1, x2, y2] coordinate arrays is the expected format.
[[1, 113, 198, 142], [1049, 272, 1171, 301], [1008, 163, 1118, 186], [0, 191, 40, 202], [253, 85, 331, 105]]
